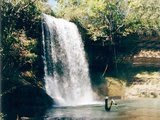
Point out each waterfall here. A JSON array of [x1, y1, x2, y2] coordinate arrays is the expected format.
[[42, 14, 94, 106]]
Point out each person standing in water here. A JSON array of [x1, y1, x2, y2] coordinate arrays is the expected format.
[[105, 96, 117, 111]]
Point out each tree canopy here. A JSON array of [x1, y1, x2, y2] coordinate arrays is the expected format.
[[1, 0, 53, 93], [56, 0, 160, 41]]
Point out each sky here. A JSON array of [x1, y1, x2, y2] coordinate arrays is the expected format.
[[48, 0, 57, 7]]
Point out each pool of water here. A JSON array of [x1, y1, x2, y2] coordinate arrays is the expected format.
[[42, 99, 160, 120]]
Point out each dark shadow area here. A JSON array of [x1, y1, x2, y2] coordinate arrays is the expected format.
[[2, 85, 54, 120], [74, 20, 114, 86], [106, 63, 160, 86], [75, 20, 160, 88]]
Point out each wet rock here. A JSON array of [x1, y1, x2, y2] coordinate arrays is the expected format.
[[2, 85, 54, 119], [106, 77, 125, 99]]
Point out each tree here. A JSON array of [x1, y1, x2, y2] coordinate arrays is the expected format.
[[56, 0, 130, 42], [56, 0, 160, 40], [125, 0, 160, 35], [1, 0, 53, 93]]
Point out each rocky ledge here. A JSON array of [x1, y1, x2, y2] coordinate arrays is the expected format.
[[125, 72, 160, 99]]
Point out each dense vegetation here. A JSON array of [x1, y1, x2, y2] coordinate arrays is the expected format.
[[1, 0, 160, 119], [55, 0, 160, 88], [1, 0, 53, 94], [56, 0, 160, 39], [1, 0, 54, 119], [56, 0, 160, 73]]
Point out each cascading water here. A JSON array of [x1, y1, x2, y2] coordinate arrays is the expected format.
[[42, 14, 94, 106]]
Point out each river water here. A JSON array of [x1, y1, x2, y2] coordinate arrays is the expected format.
[[37, 99, 160, 120]]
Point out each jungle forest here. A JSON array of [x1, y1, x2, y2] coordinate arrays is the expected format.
[[1, 0, 160, 119]]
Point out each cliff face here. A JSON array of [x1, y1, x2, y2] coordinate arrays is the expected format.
[[125, 72, 160, 99], [84, 35, 160, 99], [133, 50, 160, 67]]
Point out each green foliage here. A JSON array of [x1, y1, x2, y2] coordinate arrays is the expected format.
[[56, 0, 130, 42], [83, 0, 126, 41], [126, 0, 160, 35], [1, 0, 53, 92], [56, 0, 160, 41], [56, 0, 86, 20]]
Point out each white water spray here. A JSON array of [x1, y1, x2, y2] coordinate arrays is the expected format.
[[42, 14, 94, 106]]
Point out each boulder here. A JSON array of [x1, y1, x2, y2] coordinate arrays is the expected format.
[[2, 85, 54, 119]]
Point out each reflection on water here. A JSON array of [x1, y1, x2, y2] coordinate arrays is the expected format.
[[44, 99, 160, 120]]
